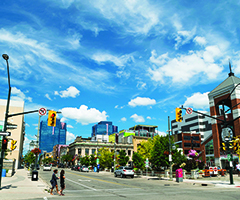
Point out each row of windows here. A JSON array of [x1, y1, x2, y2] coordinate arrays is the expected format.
[[78, 148, 132, 156]]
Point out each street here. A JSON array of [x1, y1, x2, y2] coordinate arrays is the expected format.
[[38, 168, 240, 200]]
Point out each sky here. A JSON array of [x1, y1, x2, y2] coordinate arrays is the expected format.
[[1, 0, 240, 155]]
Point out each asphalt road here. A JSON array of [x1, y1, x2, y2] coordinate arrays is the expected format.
[[38, 168, 240, 200]]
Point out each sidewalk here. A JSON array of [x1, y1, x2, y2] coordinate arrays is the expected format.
[[143, 174, 240, 188], [0, 168, 49, 200]]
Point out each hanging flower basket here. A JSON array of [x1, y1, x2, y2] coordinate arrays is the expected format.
[[31, 148, 41, 155], [187, 149, 199, 158]]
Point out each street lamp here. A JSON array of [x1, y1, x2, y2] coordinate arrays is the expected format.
[[224, 136, 234, 184], [0, 54, 11, 189]]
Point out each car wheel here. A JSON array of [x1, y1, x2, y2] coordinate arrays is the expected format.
[[114, 173, 117, 177], [120, 173, 124, 178], [131, 175, 134, 179]]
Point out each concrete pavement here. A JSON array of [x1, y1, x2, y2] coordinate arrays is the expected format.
[[1, 169, 240, 200], [0, 168, 50, 200]]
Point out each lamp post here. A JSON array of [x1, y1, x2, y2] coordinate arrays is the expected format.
[[224, 136, 234, 185], [0, 54, 11, 189]]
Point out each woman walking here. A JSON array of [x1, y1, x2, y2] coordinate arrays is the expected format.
[[60, 170, 66, 196], [50, 169, 61, 195]]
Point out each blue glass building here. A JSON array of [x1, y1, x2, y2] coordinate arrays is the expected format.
[[92, 121, 118, 137], [39, 118, 67, 153]]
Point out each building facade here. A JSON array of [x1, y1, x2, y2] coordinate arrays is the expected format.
[[91, 121, 118, 137], [171, 111, 212, 141], [39, 118, 67, 153], [0, 99, 25, 169]]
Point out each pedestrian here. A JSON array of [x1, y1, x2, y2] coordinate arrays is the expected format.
[[50, 169, 61, 195], [236, 162, 240, 177], [60, 170, 66, 196]]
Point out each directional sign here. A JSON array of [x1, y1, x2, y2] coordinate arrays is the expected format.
[[186, 107, 193, 114], [227, 154, 231, 161], [0, 132, 11, 136], [38, 108, 47, 116]]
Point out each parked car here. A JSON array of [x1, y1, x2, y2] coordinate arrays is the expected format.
[[76, 165, 81, 171], [71, 165, 77, 170], [58, 163, 64, 168], [43, 164, 52, 171], [114, 166, 134, 178], [81, 166, 89, 172]]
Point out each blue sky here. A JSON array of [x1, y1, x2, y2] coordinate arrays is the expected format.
[[1, 0, 240, 154]]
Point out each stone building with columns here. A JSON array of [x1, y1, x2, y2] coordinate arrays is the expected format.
[[68, 136, 133, 165]]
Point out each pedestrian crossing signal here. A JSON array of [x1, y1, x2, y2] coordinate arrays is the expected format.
[[48, 111, 57, 127], [10, 140, 17, 151], [222, 143, 226, 151], [175, 108, 183, 122]]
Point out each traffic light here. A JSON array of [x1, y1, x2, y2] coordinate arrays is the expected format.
[[222, 142, 226, 151], [10, 140, 17, 151], [2, 138, 8, 150], [230, 141, 238, 151], [175, 108, 183, 122], [115, 133, 119, 144], [48, 110, 57, 127]]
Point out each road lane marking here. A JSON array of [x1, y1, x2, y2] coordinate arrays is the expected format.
[[64, 188, 142, 192], [78, 179, 91, 182], [66, 178, 96, 191], [67, 171, 138, 188]]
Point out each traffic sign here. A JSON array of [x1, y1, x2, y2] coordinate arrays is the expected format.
[[0, 132, 11, 136], [146, 158, 149, 168], [186, 107, 193, 114], [38, 107, 47, 116], [227, 154, 231, 161], [96, 158, 99, 165]]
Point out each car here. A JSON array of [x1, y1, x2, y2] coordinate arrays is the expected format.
[[43, 164, 52, 171], [114, 166, 134, 178], [75, 165, 81, 171], [81, 166, 89, 172], [58, 163, 64, 168]]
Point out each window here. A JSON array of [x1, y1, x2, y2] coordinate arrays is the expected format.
[[184, 136, 191, 140], [184, 143, 191, 147], [192, 136, 200, 141], [128, 150, 131, 156], [78, 148, 81, 155], [92, 149, 96, 154], [85, 148, 89, 155]]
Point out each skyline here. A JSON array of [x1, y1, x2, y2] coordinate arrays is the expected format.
[[1, 1, 240, 155]]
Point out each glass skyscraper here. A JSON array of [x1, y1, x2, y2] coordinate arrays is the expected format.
[[39, 118, 67, 153], [92, 121, 118, 137]]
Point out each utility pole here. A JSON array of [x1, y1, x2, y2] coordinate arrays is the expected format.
[[168, 116, 173, 181]]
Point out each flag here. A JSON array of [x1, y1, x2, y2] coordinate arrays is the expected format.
[[106, 124, 108, 136], [61, 122, 65, 129], [52, 126, 54, 135]]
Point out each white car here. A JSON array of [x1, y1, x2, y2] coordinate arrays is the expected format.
[[114, 166, 134, 178], [43, 164, 52, 171], [81, 166, 89, 172]]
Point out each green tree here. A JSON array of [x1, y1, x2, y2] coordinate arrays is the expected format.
[[137, 138, 153, 160], [81, 155, 90, 166], [61, 154, 73, 163], [90, 154, 96, 167], [98, 147, 113, 169], [42, 157, 53, 164], [119, 150, 129, 166], [132, 152, 145, 170], [24, 152, 35, 166]]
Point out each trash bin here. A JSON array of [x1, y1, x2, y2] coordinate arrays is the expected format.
[[2, 169, 6, 177], [32, 170, 38, 181]]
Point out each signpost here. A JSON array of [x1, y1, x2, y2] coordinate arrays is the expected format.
[[38, 108, 47, 116], [0, 132, 11, 136], [186, 107, 193, 114]]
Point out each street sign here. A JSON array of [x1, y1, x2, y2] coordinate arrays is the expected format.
[[169, 155, 172, 162], [96, 158, 99, 165], [38, 107, 47, 116], [186, 107, 193, 114], [227, 154, 231, 161], [0, 132, 11, 136], [146, 158, 149, 168]]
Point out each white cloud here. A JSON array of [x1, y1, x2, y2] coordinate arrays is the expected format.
[[121, 117, 127, 122], [67, 124, 74, 128], [61, 105, 108, 125], [183, 92, 210, 109], [45, 94, 52, 100], [193, 36, 207, 46], [156, 130, 167, 137], [92, 53, 133, 67], [147, 116, 151, 120], [148, 46, 223, 85], [55, 86, 80, 98], [130, 114, 145, 123], [66, 33, 81, 49], [25, 123, 30, 127], [66, 131, 76, 144], [128, 97, 156, 107], [60, 117, 67, 122], [11, 87, 32, 102]]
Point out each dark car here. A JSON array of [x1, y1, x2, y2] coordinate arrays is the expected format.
[[76, 165, 81, 171], [58, 163, 65, 168], [71, 165, 76, 170]]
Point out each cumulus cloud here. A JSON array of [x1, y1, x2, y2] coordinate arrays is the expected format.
[[147, 116, 151, 120], [121, 117, 127, 122], [128, 97, 156, 107], [61, 105, 108, 125], [183, 92, 210, 109], [55, 86, 80, 98], [67, 124, 74, 128], [193, 36, 207, 46], [11, 87, 32, 102], [130, 114, 145, 123], [156, 130, 167, 137], [148, 45, 223, 85], [66, 131, 76, 144]]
